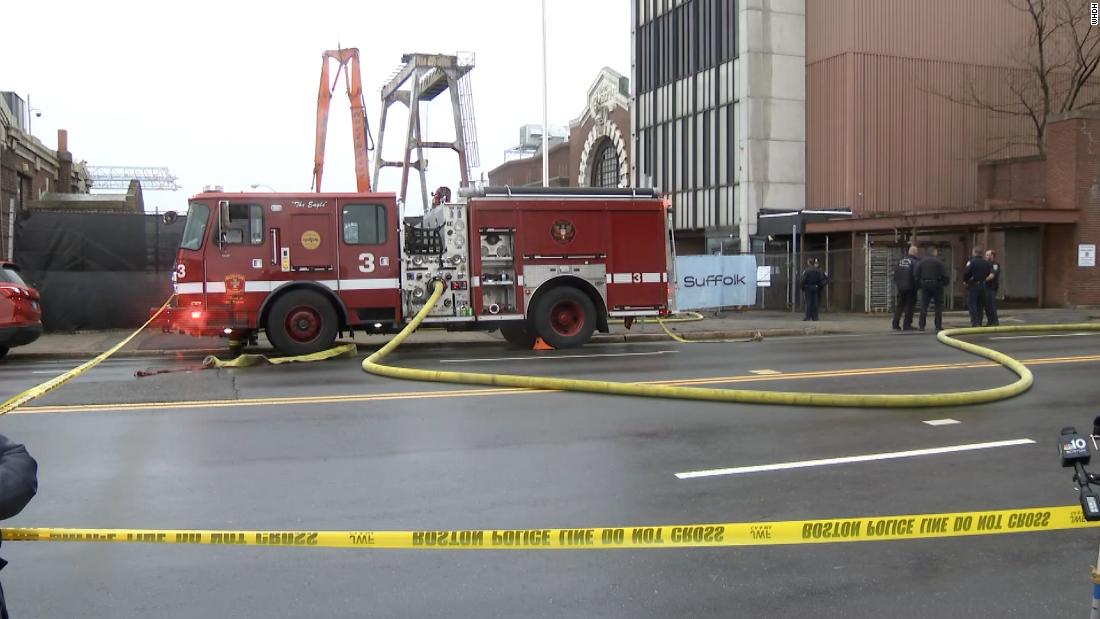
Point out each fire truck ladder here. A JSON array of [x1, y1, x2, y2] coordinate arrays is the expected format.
[[373, 52, 477, 211]]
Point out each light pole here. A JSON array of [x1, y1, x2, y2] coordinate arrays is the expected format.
[[250, 184, 277, 192], [26, 94, 42, 136], [540, 0, 549, 188]]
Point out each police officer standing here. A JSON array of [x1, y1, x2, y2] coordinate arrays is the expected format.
[[891, 246, 920, 331], [800, 258, 830, 321], [964, 247, 993, 327], [0, 433, 37, 619], [984, 248, 1000, 326], [916, 247, 948, 332]]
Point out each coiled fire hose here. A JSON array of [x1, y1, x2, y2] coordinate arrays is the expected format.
[[363, 280, 1100, 408]]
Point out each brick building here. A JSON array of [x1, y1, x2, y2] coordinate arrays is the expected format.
[[978, 112, 1100, 307], [796, 0, 1099, 310], [1, 92, 90, 259], [487, 68, 632, 190]]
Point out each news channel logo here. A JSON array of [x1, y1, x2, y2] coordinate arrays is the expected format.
[[1093, 3, 1099, 27]]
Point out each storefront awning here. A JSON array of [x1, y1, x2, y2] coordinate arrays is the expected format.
[[805, 207, 1079, 234]]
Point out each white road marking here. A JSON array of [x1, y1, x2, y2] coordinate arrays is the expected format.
[[923, 418, 961, 426], [990, 332, 1100, 340], [675, 438, 1035, 479], [438, 350, 681, 363], [750, 369, 782, 375]]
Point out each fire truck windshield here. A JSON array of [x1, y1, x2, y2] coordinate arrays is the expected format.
[[180, 202, 210, 250]]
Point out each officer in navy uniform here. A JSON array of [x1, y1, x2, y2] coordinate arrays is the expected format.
[[963, 247, 993, 327], [800, 258, 830, 321], [0, 434, 37, 619], [891, 246, 921, 331], [984, 248, 1001, 326], [916, 247, 949, 332]]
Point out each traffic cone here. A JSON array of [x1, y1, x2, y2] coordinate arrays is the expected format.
[[533, 337, 554, 350]]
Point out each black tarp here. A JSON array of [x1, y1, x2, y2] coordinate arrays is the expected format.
[[13, 211, 183, 331]]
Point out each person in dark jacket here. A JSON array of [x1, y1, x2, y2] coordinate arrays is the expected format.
[[0, 435, 37, 619], [916, 247, 949, 332], [984, 249, 1000, 326], [963, 247, 993, 327], [891, 246, 921, 331], [800, 258, 829, 321]]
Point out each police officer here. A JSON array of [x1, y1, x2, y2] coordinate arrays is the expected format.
[[984, 248, 1000, 326], [964, 247, 993, 327], [0, 434, 37, 619], [800, 258, 830, 321], [891, 246, 921, 331], [916, 247, 948, 332]]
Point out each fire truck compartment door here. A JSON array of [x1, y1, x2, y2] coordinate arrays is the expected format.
[[289, 214, 333, 268]]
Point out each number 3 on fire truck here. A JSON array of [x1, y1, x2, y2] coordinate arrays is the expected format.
[[358, 253, 375, 273], [176, 263, 186, 279], [632, 272, 642, 283]]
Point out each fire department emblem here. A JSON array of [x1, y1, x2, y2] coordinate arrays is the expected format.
[[301, 230, 321, 250], [551, 219, 576, 245], [224, 273, 246, 304]]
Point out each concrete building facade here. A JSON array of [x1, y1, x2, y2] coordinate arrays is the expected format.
[[631, 0, 805, 254]]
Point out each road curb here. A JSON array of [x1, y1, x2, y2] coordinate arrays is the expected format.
[[8, 326, 858, 361], [6, 349, 228, 362]]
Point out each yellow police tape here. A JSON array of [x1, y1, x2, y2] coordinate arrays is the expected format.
[[0, 297, 175, 416], [5, 504, 1094, 549], [364, 280, 1100, 408], [202, 343, 357, 368]]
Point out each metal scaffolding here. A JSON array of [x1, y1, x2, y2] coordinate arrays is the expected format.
[[373, 52, 479, 211], [87, 166, 180, 191]]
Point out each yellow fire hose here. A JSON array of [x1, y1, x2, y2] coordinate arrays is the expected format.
[[364, 280, 1100, 408], [0, 297, 175, 415], [616, 310, 755, 343]]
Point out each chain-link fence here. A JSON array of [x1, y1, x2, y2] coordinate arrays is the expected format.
[[752, 246, 854, 313]]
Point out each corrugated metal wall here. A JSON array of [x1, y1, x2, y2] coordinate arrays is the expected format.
[[806, 0, 1039, 215]]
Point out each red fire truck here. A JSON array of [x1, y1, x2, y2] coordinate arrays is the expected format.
[[160, 186, 674, 355]]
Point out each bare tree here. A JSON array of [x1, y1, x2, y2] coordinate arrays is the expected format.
[[944, 0, 1100, 155]]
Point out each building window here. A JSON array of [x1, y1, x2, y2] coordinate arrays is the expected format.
[[590, 138, 620, 188]]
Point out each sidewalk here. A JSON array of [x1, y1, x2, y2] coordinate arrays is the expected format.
[[9, 308, 1099, 360]]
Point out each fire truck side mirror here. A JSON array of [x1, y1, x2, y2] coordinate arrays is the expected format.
[[162, 210, 177, 225]]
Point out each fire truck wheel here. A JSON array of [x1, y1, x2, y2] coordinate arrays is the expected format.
[[532, 286, 597, 349], [265, 290, 339, 356], [500, 322, 537, 348]]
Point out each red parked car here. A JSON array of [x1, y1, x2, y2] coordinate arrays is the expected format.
[[0, 262, 42, 358]]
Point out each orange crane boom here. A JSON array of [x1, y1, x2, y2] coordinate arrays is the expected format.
[[313, 48, 372, 193]]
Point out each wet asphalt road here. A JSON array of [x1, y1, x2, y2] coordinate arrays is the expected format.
[[0, 330, 1098, 617]]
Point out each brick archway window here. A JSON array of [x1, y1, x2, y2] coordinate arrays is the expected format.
[[589, 137, 620, 188]]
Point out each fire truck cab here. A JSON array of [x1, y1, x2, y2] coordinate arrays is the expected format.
[[162, 186, 673, 355]]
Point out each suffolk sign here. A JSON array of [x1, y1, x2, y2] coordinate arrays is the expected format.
[[675, 255, 758, 309]]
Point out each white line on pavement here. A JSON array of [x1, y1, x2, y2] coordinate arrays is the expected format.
[[990, 333, 1100, 340], [923, 418, 961, 426], [674, 438, 1035, 479], [438, 350, 681, 363]]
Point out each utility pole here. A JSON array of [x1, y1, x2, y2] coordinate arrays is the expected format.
[[540, 0, 549, 187]]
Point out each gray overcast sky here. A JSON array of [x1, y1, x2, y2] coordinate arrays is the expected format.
[[3, 0, 629, 213]]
